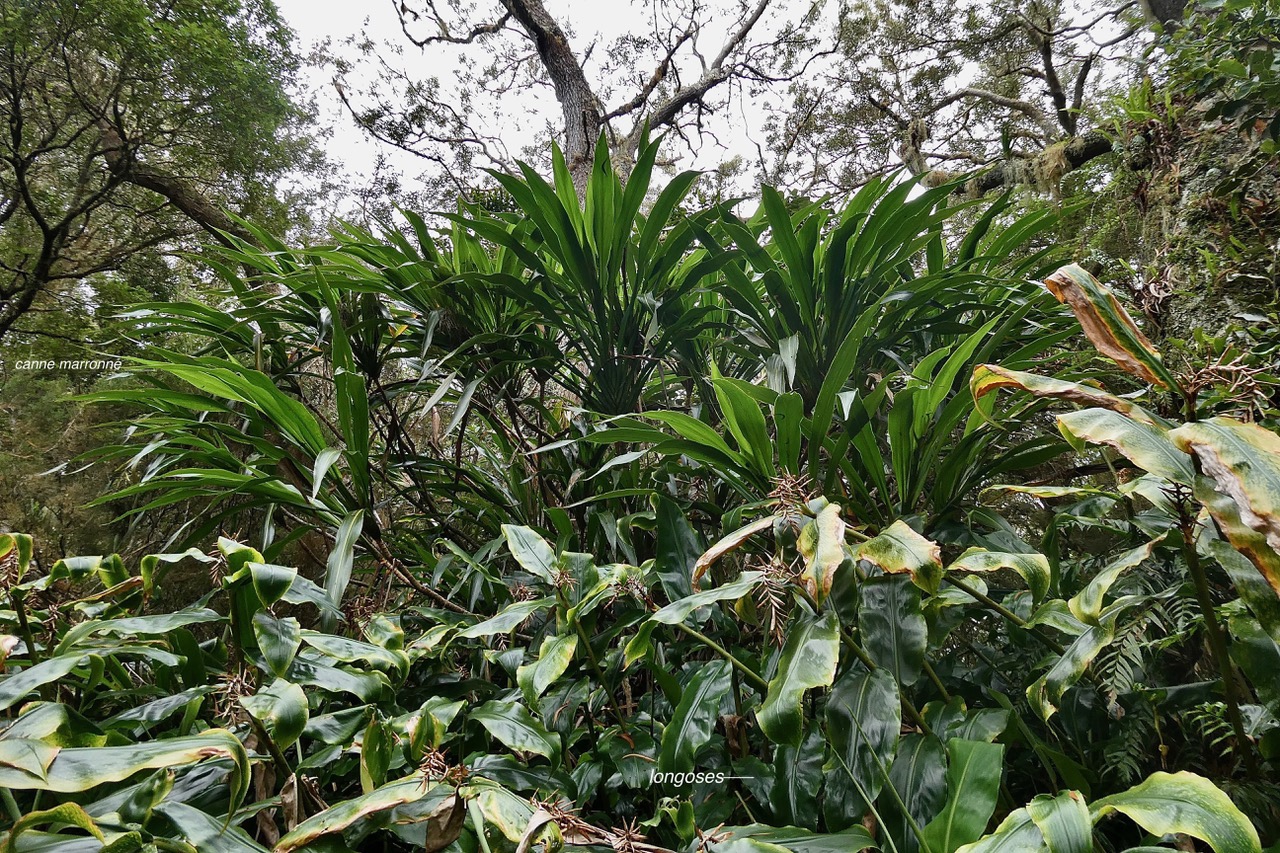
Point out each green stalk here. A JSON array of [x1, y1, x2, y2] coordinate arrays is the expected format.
[[470, 800, 494, 853], [11, 590, 41, 664], [673, 623, 769, 692], [1178, 390, 1261, 777], [1178, 512, 1261, 779], [830, 739, 913, 853], [944, 575, 1066, 655], [795, 580, 934, 736], [573, 620, 632, 733], [833, 623, 934, 737], [248, 715, 292, 783], [1, 787, 20, 823], [922, 660, 951, 701]]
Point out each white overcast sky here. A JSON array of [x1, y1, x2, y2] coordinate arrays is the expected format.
[[272, 0, 796, 205]]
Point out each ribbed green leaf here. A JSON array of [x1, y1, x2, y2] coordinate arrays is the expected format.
[[920, 739, 1005, 853], [710, 826, 876, 853], [0, 655, 88, 712], [823, 664, 900, 830], [322, 510, 364, 630], [954, 808, 1044, 853], [2, 802, 105, 851], [458, 598, 554, 639], [1090, 771, 1260, 853], [471, 700, 559, 762], [359, 714, 393, 793], [770, 727, 825, 830], [253, 613, 302, 679], [516, 633, 577, 706], [757, 611, 839, 746], [884, 733, 948, 853], [0, 730, 249, 815], [154, 802, 270, 853], [712, 373, 775, 478], [658, 659, 732, 773], [1026, 791, 1093, 853], [248, 561, 296, 608], [1027, 621, 1115, 721], [240, 678, 308, 750], [502, 525, 558, 584], [1068, 539, 1160, 625], [625, 573, 764, 665], [860, 575, 927, 686]]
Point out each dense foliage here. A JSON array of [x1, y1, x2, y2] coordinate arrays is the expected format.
[[3, 135, 1279, 851]]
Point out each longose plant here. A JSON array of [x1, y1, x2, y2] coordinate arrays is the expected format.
[[974, 263, 1280, 779]]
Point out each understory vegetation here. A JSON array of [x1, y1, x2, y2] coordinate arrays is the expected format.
[[3, 131, 1280, 852]]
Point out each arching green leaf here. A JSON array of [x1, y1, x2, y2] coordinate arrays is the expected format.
[[757, 611, 839, 746]]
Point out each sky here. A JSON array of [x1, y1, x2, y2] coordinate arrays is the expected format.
[[271, 0, 803, 208]]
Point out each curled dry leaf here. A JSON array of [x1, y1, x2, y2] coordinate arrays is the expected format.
[[971, 364, 1161, 426], [692, 516, 774, 589], [1044, 264, 1180, 390]]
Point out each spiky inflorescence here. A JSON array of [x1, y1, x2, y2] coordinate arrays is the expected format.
[[0, 546, 17, 590], [754, 558, 796, 648], [417, 749, 468, 791], [611, 818, 649, 853], [769, 471, 814, 510], [211, 669, 254, 724], [1180, 347, 1273, 421]]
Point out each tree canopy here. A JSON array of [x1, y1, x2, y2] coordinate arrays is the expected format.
[[0, 0, 315, 340]]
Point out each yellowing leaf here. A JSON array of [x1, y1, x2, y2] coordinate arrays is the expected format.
[[971, 364, 1160, 425], [693, 516, 774, 589], [800, 503, 846, 602], [948, 548, 1051, 603], [1044, 264, 1180, 390], [1090, 771, 1261, 853], [855, 520, 942, 593], [274, 777, 455, 853], [1057, 408, 1194, 485], [1171, 418, 1280, 595]]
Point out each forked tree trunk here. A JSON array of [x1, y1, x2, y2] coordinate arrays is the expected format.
[[499, 0, 603, 193]]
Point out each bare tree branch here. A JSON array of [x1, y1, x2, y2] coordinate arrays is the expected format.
[[395, 1, 512, 48]]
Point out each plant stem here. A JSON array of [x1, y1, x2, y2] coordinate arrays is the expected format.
[[1178, 513, 1261, 779], [1, 787, 20, 823], [573, 621, 631, 733], [944, 575, 1066, 655], [834, 624, 934, 737], [922, 660, 951, 701], [673, 623, 769, 692], [733, 789, 758, 824], [248, 715, 292, 783], [11, 590, 41, 664]]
